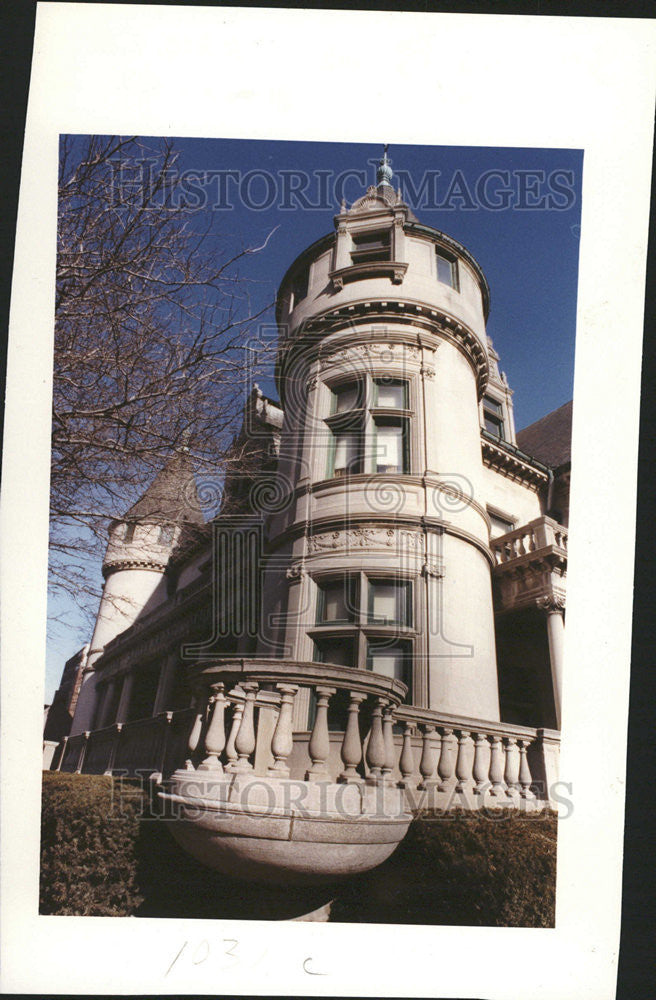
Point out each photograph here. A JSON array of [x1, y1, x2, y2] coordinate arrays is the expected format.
[[41, 135, 581, 925], [2, 6, 653, 997]]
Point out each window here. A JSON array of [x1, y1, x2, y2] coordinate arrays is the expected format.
[[483, 395, 505, 438], [366, 639, 412, 686], [317, 577, 357, 624], [332, 381, 362, 413], [124, 523, 135, 543], [368, 579, 412, 626], [310, 574, 414, 698], [313, 636, 355, 667], [326, 376, 410, 478], [351, 229, 391, 264], [374, 378, 407, 409], [488, 511, 515, 538], [331, 430, 363, 477], [436, 249, 459, 290], [374, 420, 408, 474], [291, 267, 308, 305]]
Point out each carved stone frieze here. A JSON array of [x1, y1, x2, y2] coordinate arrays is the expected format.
[[307, 526, 423, 555], [320, 342, 421, 371]]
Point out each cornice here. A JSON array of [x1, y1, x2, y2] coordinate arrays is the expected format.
[[102, 558, 168, 579], [293, 472, 490, 528], [277, 300, 489, 400], [481, 434, 550, 489]]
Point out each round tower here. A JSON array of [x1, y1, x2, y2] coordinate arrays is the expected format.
[[70, 451, 203, 733], [259, 149, 500, 721]]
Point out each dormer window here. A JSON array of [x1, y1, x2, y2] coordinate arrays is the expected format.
[[436, 248, 459, 290], [351, 229, 391, 265], [483, 395, 505, 438]]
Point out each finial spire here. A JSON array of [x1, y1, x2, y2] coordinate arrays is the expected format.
[[377, 144, 393, 187]]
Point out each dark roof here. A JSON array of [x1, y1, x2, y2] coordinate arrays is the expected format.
[[124, 451, 205, 525], [516, 400, 573, 470]]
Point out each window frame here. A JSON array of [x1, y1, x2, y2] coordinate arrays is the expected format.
[[350, 228, 392, 265], [365, 638, 413, 688], [435, 247, 459, 290], [309, 572, 415, 698], [483, 394, 506, 439], [325, 374, 412, 478]]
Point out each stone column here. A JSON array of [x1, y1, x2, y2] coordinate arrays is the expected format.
[[153, 654, 178, 715], [115, 673, 134, 725], [538, 595, 565, 730]]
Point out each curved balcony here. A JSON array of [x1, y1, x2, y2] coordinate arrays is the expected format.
[[56, 657, 561, 885], [158, 659, 412, 885]]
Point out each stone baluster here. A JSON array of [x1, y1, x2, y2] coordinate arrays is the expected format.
[[233, 682, 259, 772], [339, 691, 365, 783], [418, 724, 439, 789], [199, 683, 227, 771], [437, 727, 457, 792], [472, 731, 490, 795], [517, 738, 534, 799], [504, 736, 521, 798], [56, 736, 68, 772], [268, 684, 298, 777], [365, 697, 387, 784], [455, 729, 473, 795], [488, 735, 507, 797], [185, 686, 208, 770], [224, 695, 244, 771], [398, 722, 417, 788], [306, 686, 335, 780], [381, 704, 397, 783]]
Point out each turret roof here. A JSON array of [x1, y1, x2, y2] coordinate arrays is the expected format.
[[123, 450, 205, 525]]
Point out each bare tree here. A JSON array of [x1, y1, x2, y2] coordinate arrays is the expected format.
[[51, 135, 276, 622]]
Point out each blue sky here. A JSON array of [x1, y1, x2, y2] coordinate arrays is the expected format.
[[46, 137, 583, 700]]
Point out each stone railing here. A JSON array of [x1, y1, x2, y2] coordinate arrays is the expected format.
[[393, 706, 559, 809], [56, 657, 560, 811], [491, 516, 567, 566], [183, 658, 559, 810], [184, 658, 408, 786], [56, 708, 195, 779]]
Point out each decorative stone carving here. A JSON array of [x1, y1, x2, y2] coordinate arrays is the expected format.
[[285, 562, 306, 581], [320, 342, 421, 370], [307, 526, 423, 554], [420, 365, 436, 379], [536, 594, 566, 614], [422, 559, 445, 579]]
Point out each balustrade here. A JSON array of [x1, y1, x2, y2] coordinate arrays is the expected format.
[[491, 516, 568, 566], [165, 658, 558, 811]]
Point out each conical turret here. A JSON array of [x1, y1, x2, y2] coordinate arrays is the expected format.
[[70, 449, 204, 734]]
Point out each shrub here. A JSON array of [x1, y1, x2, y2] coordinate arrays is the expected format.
[[40, 774, 557, 925]]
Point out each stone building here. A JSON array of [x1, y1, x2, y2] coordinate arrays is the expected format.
[[50, 151, 570, 885]]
